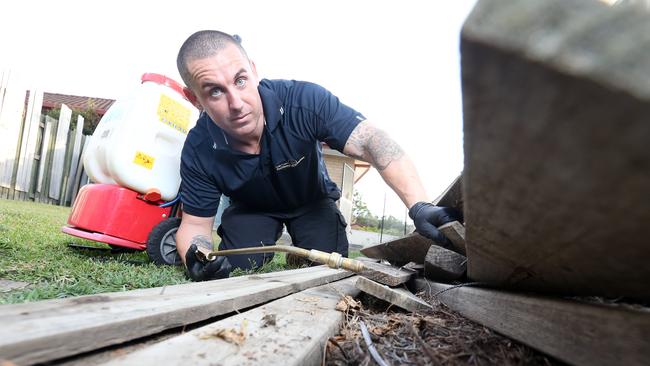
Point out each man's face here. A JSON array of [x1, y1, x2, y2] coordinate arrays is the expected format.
[[186, 43, 263, 144]]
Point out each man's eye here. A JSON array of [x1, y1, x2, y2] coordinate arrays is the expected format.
[[235, 78, 246, 87], [210, 88, 223, 97]]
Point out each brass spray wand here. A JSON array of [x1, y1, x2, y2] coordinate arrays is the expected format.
[[194, 245, 366, 273]]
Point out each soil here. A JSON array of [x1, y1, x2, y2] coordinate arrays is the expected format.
[[325, 292, 564, 366]]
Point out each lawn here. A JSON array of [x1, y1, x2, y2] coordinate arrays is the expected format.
[[0, 199, 359, 304], [0, 199, 287, 304]]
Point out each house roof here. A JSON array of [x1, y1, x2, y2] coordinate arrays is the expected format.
[[42, 92, 115, 115], [322, 144, 372, 183]]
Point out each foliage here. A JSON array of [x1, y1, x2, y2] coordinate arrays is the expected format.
[[352, 191, 377, 227], [352, 191, 414, 236], [77, 100, 101, 135], [45, 99, 102, 136], [382, 214, 414, 236], [352, 191, 371, 219], [45, 107, 60, 120]]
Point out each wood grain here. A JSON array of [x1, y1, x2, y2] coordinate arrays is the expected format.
[[359, 260, 414, 287], [424, 245, 467, 281], [360, 233, 431, 266], [438, 221, 466, 255], [99, 277, 360, 366], [0, 72, 26, 188], [432, 174, 463, 213], [48, 104, 71, 200], [15, 88, 43, 192], [356, 276, 432, 313], [415, 279, 650, 366], [462, 0, 650, 299], [0, 266, 352, 365]]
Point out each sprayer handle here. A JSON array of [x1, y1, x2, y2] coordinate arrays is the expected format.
[[308, 250, 365, 273]]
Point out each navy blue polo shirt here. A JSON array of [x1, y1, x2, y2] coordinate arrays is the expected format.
[[180, 79, 365, 217]]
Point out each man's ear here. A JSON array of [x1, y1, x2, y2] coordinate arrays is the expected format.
[[182, 87, 202, 110]]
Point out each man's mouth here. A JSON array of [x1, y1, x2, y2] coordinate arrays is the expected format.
[[232, 113, 249, 123]]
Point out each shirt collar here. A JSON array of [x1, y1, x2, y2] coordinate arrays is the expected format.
[[204, 112, 228, 149], [258, 79, 283, 132]]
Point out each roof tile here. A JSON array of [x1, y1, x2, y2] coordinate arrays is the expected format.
[[42, 92, 115, 114]]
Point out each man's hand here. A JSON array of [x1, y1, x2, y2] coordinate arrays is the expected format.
[[185, 243, 232, 281], [409, 202, 462, 247]]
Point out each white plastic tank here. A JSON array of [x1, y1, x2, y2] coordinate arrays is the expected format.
[[83, 73, 199, 201]]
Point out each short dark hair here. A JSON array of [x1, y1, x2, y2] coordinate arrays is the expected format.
[[176, 30, 248, 87]]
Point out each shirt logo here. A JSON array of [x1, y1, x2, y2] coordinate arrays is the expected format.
[[275, 156, 305, 171]]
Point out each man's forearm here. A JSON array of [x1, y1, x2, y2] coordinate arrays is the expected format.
[[343, 121, 429, 208], [374, 154, 430, 209], [176, 214, 216, 264], [177, 232, 213, 265]]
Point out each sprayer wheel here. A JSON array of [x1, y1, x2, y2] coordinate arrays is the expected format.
[[147, 217, 182, 266]]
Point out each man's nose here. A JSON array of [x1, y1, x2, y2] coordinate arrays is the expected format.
[[228, 90, 244, 111]]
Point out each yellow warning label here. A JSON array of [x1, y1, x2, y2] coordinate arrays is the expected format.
[[157, 94, 191, 134], [133, 151, 155, 170]]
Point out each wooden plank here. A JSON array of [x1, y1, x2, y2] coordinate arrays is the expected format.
[[356, 276, 432, 313], [36, 117, 54, 193], [438, 220, 466, 255], [58, 128, 75, 205], [424, 245, 466, 281], [64, 115, 84, 205], [432, 173, 463, 213], [15, 89, 43, 192], [48, 104, 71, 200], [414, 279, 650, 366], [359, 260, 414, 286], [360, 175, 464, 265], [0, 266, 352, 365], [38, 116, 59, 202], [99, 277, 360, 366], [403, 262, 424, 276], [360, 233, 432, 266], [13, 190, 27, 201], [462, 0, 650, 299], [0, 72, 26, 188], [69, 136, 89, 204], [355, 256, 380, 263], [359, 224, 464, 266]]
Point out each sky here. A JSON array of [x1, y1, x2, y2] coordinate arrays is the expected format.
[[1, 0, 477, 220]]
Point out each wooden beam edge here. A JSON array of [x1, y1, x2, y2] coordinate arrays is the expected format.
[[98, 276, 361, 366], [0, 267, 353, 365], [414, 279, 650, 366]]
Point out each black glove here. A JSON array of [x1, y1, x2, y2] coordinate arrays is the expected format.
[[185, 243, 232, 281], [409, 202, 462, 247]]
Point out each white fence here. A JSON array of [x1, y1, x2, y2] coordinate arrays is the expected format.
[[0, 69, 89, 206]]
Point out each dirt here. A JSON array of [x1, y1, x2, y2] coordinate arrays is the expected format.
[[325, 292, 564, 366]]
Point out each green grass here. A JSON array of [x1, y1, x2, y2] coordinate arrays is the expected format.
[[0, 199, 360, 304], [0, 199, 191, 304]]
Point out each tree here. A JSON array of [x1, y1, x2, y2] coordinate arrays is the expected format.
[[352, 191, 414, 235], [352, 191, 371, 220], [352, 191, 378, 229], [78, 100, 101, 135], [45, 99, 102, 136]]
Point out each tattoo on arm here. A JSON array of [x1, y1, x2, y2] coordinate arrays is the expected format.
[[190, 235, 213, 250], [346, 122, 404, 171]]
